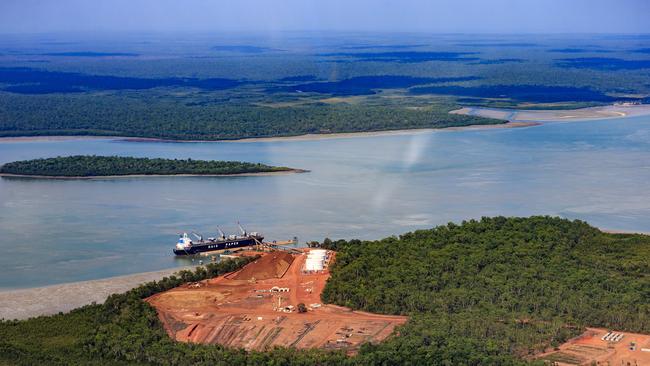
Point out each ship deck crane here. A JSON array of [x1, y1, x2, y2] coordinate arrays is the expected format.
[[216, 227, 226, 240], [237, 222, 247, 236]]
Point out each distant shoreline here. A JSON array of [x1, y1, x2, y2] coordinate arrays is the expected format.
[[0, 103, 646, 145], [0, 121, 534, 145], [450, 103, 650, 123], [0, 169, 308, 180], [225, 121, 538, 142], [601, 228, 650, 235]]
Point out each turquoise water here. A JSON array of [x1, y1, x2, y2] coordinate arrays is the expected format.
[[1, 117, 649, 289]]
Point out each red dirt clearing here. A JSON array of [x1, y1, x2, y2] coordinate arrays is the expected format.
[[231, 251, 294, 280], [147, 249, 407, 353], [535, 327, 650, 365]]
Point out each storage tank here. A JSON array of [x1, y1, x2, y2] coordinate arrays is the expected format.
[[304, 249, 326, 271], [305, 258, 324, 271]]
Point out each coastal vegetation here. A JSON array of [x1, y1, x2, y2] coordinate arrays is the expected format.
[[1, 34, 649, 140], [0, 93, 500, 140], [1, 216, 648, 365], [0, 156, 295, 177], [320, 216, 650, 364]]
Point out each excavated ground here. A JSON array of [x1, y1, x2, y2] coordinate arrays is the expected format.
[[147, 249, 407, 353], [535, 327, 650, 365], [231, 251, 294, 281]]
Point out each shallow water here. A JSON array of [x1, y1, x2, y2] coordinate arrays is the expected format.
[[1, 116, 649, 289]]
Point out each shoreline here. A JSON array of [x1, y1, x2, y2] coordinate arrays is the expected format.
[[0, 266, 194, 320], [227, 121, 539, 142], [450, 103, 650, 123], [0, 103, 647, 145], [1, 226, 647, 320], [0, 121, 533, 145], [0, 169, 308, 180]]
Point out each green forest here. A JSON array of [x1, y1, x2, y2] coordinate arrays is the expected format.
[[0, 94, 500, 140], [1, 34, 650, 140], [1, 216, 648, 365], [320, 216, 650, 364], [0, 155, 294, 177]]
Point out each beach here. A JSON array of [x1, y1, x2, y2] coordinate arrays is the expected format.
[[0, 266, 193, 320], [2, 104, 648, 145], [0, 121, 533, 145], [226, 121, 540, 142]]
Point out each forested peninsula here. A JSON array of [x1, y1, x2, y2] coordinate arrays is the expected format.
[[0, 95, 503, 141], [0, 155, 301, 178], [1, 217, 648, 365]]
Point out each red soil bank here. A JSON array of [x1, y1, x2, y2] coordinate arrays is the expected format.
[[147, 250, 407, 353], [231, 251, 294, 280]]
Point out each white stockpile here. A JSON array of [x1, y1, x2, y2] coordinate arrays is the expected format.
[[305, 249, 327, 271]]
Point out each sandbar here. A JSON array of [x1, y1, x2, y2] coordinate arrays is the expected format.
[[450, 103, 650, 123], [0, 266, 193, 320]]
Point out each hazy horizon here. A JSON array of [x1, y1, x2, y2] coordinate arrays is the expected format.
[[1, 0, 649, 35]]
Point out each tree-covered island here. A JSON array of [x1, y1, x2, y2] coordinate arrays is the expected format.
[[0, 155, 303, 178]]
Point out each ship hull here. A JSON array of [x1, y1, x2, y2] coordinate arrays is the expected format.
[[173, 236, 262, 255]]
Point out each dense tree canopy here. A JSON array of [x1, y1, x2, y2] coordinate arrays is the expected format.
[[321, 216, 650, 364], [0, 93, 501, 140], [2, 35, 650, 140], [0, 155, 294, 177], [1, 217, 648, 365]]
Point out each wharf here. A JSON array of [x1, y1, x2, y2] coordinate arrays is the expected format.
[[197, 239, 300, 257]]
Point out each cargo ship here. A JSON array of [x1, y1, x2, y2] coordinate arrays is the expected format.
[[173, 224, 263, 255]]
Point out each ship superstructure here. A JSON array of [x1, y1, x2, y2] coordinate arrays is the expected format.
[[173, 223, 263, 255]]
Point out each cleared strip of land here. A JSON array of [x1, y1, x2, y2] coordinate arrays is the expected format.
[[535, 328, 650, 365], [148, 250, 407, 353]]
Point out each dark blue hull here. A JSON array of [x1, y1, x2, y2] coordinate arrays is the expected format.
[[173, 236, 261, 255]]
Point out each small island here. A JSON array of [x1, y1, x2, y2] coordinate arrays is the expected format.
[[0, 155, 305, 178]]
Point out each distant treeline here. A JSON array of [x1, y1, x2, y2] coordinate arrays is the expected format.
[[0, 156, 292, 177], [409, 84, 627, 103], [1, 216, 648, 365], [0, 94, 502, 140], [0, 67, 241, 94]]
